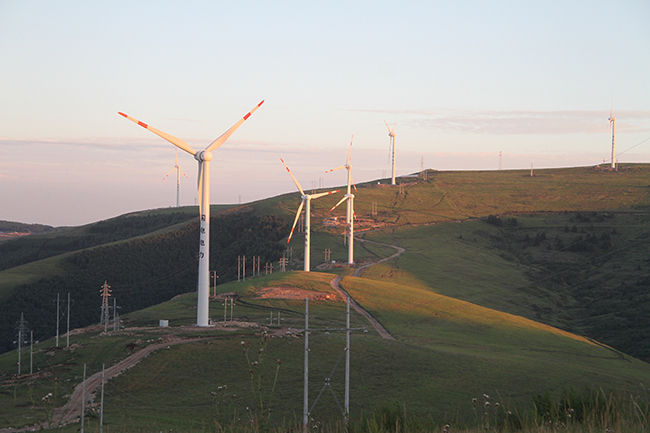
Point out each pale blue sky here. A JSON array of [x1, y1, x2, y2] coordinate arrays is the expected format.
[[1, 1, 649, 226]]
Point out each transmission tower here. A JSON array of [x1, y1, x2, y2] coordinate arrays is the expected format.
[[15, 313, 29, 375], [99, 281, 112, 332]]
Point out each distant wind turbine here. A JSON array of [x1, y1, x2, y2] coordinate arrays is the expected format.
[[326, 136, 357, 264], [163, 148, 188, 207], [385, 121, 396, 185], [608, 101, 617, 170], [281, 159, 339, 272], [118, 100, 264, 326]]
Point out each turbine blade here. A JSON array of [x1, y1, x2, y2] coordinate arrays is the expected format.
[[350, 174, 358, 192], [346, 135, 353, 165], [325, 166, 345, 174], [384, 120, 391, 134], [163, 167, 176, 180], [205, 100, 264, 152], [179, 168, 189, 178], [197, 162, 203, 214], [280, 158, 305, 195], [175, 148, 179, 165], [330, 195, 348, 211], [287, 200, 304, 243], [311, 189, 339, 200], [118, 112, 197, 156]]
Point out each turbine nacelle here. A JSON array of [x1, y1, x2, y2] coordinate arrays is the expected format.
[[195, 150, 213, 162]]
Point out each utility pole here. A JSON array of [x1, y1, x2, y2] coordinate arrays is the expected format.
[[531, 163, 534, 177], [66, 293, 71, 348], [81, 363, 86, 433], [99, 364, 105, 433], [30, 330, 34, 375], [112, 298, 122, 332], [15, 313, 28, 375], [55, 293, 60, 347], [210, 271, 218, 297], [499, 151, 503, 170], [345, 297, 350, 427], [279, 257, 287, 272], [303, 298, 309, 433], [324, 249, 331, 262]]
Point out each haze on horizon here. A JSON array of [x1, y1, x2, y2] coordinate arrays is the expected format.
[[1, 1, 649, 227]]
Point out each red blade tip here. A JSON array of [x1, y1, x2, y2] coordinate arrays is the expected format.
[[118, 112, 127, 118]]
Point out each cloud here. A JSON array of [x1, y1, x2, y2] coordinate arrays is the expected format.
[[351, 108, 650, 135]]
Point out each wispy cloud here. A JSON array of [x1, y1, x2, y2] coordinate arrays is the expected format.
[[352, 109, 650, 135]]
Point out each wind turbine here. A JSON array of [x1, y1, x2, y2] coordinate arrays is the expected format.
[[281, 159, 339, 272], [326, 136, 357, 264], [118, 100, 264, 326], [385, 121, 396, 185], [163, 148, 188, 207], [608, 101, 617, 170]]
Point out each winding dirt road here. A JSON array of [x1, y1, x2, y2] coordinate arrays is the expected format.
[[1, 337, 208, 432], [327, 235, 406, 340], [3, 232, 405, 432]]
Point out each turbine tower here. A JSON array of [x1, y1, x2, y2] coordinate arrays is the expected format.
[[326, 136, 357, 264], [163, 148, 188, 207], [119, 101, 264, 326], [608, 102, 617, 170], [281, 159, 339, 272], [385, 121, 396, 185]]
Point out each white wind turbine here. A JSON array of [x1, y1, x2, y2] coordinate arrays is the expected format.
[[163, 148, 188, 207], [385, 121, 396, 185], [119, 101, 264, 326], [281, 159, 339, 272], [326, 136, 357, 264], [608, 101, 617, 170]]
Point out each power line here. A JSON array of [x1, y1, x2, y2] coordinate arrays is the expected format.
[[615, 135, 650, 158]]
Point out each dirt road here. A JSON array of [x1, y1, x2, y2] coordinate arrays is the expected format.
[[326, 235, 405, 340], [329, 275, 395, 340], [1, 337, 208, 432]]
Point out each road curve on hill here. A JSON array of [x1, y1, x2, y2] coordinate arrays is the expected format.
[[330, 275, 396, 340], [352, 237, 405, 278], [328, 235, 405, 340]]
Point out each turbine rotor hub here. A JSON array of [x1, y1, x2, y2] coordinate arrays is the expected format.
[[195, 150, 213, 162]]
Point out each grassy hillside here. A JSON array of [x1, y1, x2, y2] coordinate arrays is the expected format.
[[2, 164, 650, 430], [2, 271, 649, 432], [357, 211, 650, 360]]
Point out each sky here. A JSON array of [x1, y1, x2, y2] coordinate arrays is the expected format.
[[1, 1, 649, 227]]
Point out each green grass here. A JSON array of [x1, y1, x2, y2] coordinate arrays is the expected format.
[[4, 270, 650, 432], [4, 165, 650, 431]]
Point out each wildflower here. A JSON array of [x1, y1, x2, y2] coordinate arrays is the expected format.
[[252, 361, 259, 366], [276, 359, 282, 365], [485, 401, 490, 407], [483, 394, 490, 400], [248, 369, 254, 375], [241, 341, 246, 346], [495, 402, 500, 408], [472, 398, 479, 405]]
